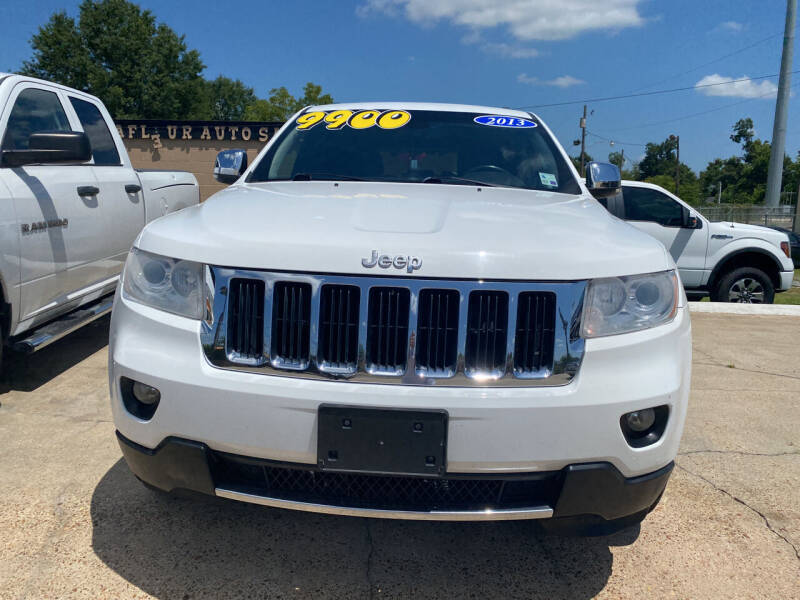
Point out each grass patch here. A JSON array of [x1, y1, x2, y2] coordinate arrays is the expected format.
[[775, 269, 800, 305]]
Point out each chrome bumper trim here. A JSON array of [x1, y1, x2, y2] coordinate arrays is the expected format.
[[215, 488, 554, 521]]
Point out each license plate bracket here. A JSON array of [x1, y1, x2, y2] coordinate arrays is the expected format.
[[317, 405, 447, 477]]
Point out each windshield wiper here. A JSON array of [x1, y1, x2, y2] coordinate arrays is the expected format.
[[422, 176, 496, 187], [292, 172, 365, 181]]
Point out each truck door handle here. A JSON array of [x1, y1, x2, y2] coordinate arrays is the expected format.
[[125, 184, 141, 194], [77, 185, 100, 197]]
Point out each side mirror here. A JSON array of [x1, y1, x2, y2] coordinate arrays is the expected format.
[[214, 149, 248, 184], [1, 131, 92, 167], [585, 162, 621, 199], [681, 206, 702, 229]]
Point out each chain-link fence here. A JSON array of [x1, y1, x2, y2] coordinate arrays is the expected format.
[[697, 205, 797, 230]]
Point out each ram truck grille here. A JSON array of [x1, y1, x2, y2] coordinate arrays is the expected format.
[[202, 269, 586, 387]]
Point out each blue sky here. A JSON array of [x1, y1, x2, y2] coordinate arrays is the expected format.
[[1, 0, 798, 173]]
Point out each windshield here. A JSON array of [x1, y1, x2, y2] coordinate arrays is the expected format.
[[248, 109, 580, 194]]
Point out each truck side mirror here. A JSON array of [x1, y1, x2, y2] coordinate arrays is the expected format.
[[681, 206, 702, 229], [1, 131, 92, 167], [214, 149, 248, 184], [585, 162, 621, 199]]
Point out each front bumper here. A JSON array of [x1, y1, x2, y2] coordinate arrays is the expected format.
[[118, 431, 673, 525], [779, 269, 794, 292], [110, 293, 691, 478]]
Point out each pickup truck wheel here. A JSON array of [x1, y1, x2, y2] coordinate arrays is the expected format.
[[712, 267, 775, 304]]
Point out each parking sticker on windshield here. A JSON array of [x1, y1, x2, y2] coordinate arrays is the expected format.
[[539, 172, 558, 188], [295, 109, 412, 131], [473, 115, 537, 128]]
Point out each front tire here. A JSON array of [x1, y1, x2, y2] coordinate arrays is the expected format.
[[712, 267, 775, 304]]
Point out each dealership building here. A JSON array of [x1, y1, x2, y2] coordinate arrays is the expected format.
[[115, 119, 283, 201]]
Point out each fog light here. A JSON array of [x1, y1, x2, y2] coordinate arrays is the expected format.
[[625, 408, 655, 432], [120, 376, 160, 420], [132, 381, 161, 405], [620, 405, 669, 448]]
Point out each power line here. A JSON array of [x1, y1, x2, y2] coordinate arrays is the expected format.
[[517, 71, 796, 109], [605, 80, 800, 132], [586, 130, 647, 147], [627, 30, 787, 94]]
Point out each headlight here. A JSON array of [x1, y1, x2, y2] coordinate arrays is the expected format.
[[582, 270, 679, 338], [122, 248, 204, 319]]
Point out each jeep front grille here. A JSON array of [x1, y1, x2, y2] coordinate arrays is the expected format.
[[201, 269, 586, 387]]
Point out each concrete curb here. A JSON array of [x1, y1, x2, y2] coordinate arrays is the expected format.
[[688, 302, 800, 316]]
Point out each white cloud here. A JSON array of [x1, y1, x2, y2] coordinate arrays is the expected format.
[[481, 42, 540, 59], [547, 75, 586, 88], [714, 21, 744, 33], [358, 0, 645, 41], [695, 74, 777, 99], [517, 73, 586, 87]]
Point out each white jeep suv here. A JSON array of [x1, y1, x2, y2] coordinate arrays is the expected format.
[[109, 103, 691, 535]]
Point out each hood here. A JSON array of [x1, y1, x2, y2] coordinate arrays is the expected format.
[[137, 181, 671, 280], [710, 221, 789, 246]]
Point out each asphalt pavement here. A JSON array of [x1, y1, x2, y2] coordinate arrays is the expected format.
[[0, 311, 798, 599]]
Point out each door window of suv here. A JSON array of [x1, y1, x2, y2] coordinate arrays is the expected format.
[[1, 88, 71, 151], [622, 185, 683, 227], [69, 97, 121, 166]]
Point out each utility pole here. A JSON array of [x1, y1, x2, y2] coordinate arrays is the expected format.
[[794, 183, 800, 233], [718, 181, 722, 204], [766, 0, 797, 208], [669, 134, 680, 195], [675, 135, 680, 196], [579, 105, 587, 176]]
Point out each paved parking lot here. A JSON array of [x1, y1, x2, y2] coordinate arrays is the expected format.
[[0, 312, 798, 599]]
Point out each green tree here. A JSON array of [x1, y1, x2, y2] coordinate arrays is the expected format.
[[569, 152, 593, 173], [20, 0, 207, 119], [608, 151, 637, 179], [244, 82, 334, 121], [636, 136, 700, 204], [698, 118, 797, 205], [203, 76, 257, 121]]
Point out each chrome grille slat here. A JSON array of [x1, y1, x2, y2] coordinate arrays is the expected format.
[[226, 278, 266, 365], [416, 289, 459, 377], [202, 268, 586, 388], [514, 291, 557, 377], [318, 284, 360, 372], [367, 287, 410, 374], [465, 291, 509, 378], [271, 281, 311, 369]]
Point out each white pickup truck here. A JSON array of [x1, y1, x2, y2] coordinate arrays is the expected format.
[[0, 74, 199, 368], [110, 103, 691, 535], [602, 181, 794, 303]]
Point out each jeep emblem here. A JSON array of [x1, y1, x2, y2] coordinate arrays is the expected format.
[[362, 250, 422, 273]]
